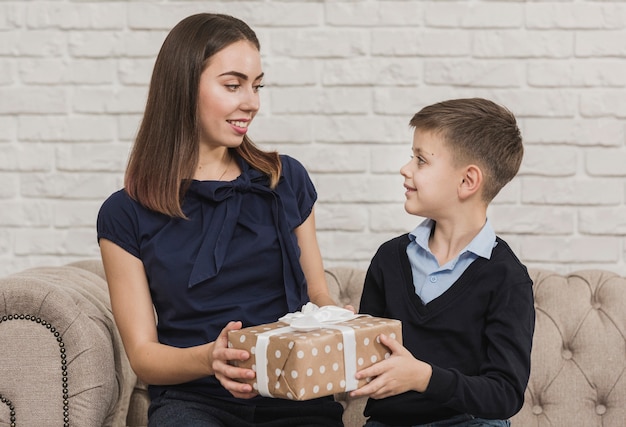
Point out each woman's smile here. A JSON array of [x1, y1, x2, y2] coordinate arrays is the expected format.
[[227, 119, 251, 135]]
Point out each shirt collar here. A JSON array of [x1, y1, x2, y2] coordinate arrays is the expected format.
[[408, 218, 496, 260]]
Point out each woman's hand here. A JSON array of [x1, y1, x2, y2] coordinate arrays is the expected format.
[[212, 321, 258, 399]]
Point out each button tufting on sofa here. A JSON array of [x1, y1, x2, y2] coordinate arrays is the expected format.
[[516, 269, 626, 426]]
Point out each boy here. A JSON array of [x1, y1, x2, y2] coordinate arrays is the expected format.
[[350, 98, 535, 427]]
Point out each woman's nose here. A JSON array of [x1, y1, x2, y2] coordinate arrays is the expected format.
[[241, 87, 260, 112]]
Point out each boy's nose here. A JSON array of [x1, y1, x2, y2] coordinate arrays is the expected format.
[[400, 161, 411, 177]]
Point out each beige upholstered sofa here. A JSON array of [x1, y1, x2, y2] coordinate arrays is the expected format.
[[1, 260, 625, 426]]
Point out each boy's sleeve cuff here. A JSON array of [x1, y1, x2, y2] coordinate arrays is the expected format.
[[423, 365, 457, 400]]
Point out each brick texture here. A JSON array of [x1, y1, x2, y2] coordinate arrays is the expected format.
[[1, 0, 625, 277]]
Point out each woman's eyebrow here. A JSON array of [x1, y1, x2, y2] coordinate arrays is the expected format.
[[218, 71, 264, 81]]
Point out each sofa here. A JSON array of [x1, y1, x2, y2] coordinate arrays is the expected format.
[[1, 260, 625, 426]]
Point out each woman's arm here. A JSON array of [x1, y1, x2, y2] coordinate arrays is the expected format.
[[100, 239, 255, 396], [294, 207, 338, 307]]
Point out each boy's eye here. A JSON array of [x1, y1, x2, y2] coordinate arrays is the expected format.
[[411, 155, 425, 165]]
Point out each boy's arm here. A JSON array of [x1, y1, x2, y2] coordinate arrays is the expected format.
[[423, 272, 535, 419], [358, 261, 387, 317]]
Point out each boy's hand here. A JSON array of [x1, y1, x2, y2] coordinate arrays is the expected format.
[[349, 333, 432, 399], [343, 304, 356, 313]]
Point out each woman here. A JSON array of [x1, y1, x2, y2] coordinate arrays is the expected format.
[[97, 13, 344, 427]]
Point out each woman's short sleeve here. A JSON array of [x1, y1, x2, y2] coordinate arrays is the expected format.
[[96, 190, 142, 259], [279, 155, 317, 226]]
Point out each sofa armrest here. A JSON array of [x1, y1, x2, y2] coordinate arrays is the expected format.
[[0, 264, 136, 427]]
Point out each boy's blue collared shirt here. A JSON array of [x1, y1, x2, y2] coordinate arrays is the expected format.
[[407, 218, 497, 304]]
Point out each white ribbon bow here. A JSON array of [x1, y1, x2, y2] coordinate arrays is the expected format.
[[279, 302, 357, 331]]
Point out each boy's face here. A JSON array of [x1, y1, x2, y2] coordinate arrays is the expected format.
[[400, 129, 466, 219]]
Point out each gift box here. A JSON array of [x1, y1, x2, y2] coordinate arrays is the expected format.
[[227, 305, 402, 401]]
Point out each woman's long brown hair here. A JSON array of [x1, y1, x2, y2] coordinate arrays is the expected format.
[[125, 13, 281, 218]]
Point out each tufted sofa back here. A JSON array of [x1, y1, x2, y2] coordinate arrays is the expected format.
[[2, 263, 625, 426], [513, 269, 626, 426], [325, 267, 626, 427]]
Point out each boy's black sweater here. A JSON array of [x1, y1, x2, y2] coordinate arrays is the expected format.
[[360, 234, 535, 426]]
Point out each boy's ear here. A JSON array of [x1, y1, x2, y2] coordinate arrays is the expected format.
[[458, 164, 482, 200]]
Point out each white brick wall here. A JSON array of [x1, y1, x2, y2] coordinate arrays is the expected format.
[[1, 0, 625, 277]]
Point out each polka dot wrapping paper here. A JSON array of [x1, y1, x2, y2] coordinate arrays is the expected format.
[[227, 316, 402, 401]]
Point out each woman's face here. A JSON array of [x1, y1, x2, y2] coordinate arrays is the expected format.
[[197, 40, 264, 149]]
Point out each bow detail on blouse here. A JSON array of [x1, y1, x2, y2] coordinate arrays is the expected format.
[[185, 160, 306, 311]]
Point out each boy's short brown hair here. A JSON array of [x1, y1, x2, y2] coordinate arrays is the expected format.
[[409, 98, 523, 203]]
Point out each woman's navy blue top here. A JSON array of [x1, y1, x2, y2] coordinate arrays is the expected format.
[[97, 154, 318, 404]]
